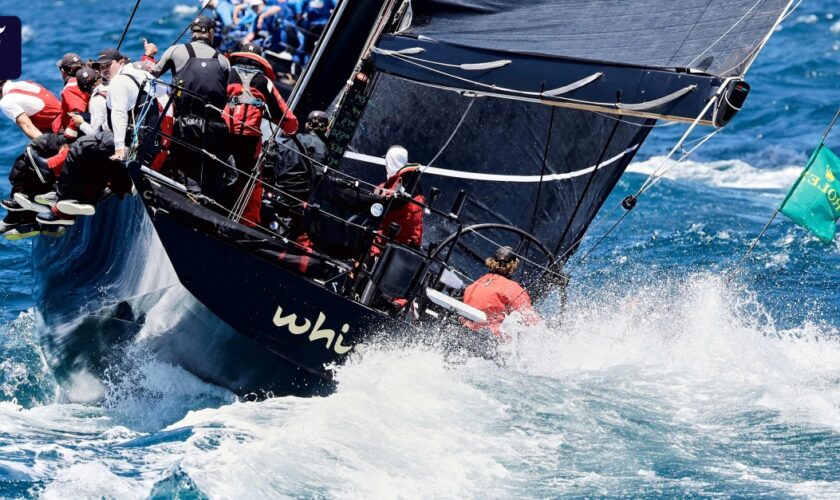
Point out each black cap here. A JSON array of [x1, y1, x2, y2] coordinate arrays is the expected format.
[[97, 48, 127, 64], [239, 42, 262, 56], [75, 67, 97, 93], [56, 53, 83, 70], [191, 15, 216, 33], [494, 246, 516, 263]]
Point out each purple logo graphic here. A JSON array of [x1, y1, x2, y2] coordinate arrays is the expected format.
[[0, 17, 22, 80]]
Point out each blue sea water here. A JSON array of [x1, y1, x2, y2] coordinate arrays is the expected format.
[[0, 0, 839, 497]]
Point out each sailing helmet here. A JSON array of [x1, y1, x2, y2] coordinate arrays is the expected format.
[[306, 110, 329, 132]]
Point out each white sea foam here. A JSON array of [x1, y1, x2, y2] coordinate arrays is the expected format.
[[172, 4, 199, 16], [795, 14, 819, 25], [5, 275, 838, 496], [626, 156, 802, 190], [831, 20, 840, 34]]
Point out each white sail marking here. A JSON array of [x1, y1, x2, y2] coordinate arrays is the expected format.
[[343, 145, 639, 183]]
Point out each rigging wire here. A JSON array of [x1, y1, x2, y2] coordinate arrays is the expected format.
[[557, 122, 723, 266], [728, 106, 840, 277], [171, 2, 210, 46], [553, 118, 623, 256], [716, 0, 802, 77], [116, 0, 143, 51], [427, 99, 475, 167], [685, 0, 765, 70]]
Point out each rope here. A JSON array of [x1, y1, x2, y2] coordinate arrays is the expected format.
[[553, 119, 622, 255], [557, 117, 725, 266], [685, 0, 765, 70], [635, 94, 721, 195], [717, 0, 802, 77], [635, 127, 722, 196], [427, 99, 475, 167], [728, 209, 779, 279], [528, 97, 556, 234]]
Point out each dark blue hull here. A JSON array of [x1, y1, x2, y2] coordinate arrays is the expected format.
[[32, 194, 389, 397]]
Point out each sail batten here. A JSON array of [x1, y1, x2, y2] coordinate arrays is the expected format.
[[373, 35, 730, 126]]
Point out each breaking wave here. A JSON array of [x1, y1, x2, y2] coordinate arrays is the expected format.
[[626, 156, 802, 191], [3, 275, 838, 497]]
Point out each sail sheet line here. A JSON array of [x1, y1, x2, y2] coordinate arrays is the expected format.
[[730, 0, 799, 76], [343, 145, 640, 183], [636, 92, 723, 195], [379, 51, 695, 110]]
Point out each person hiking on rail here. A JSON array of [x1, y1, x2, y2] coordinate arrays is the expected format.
[[0, 79, 63, 238]]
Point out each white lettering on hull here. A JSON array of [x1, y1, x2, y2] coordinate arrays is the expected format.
[[273, 306, 354, 355]]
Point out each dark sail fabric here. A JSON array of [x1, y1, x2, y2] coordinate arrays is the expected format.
[[338, 74, 652, 268], [407, 0, 792, 76]]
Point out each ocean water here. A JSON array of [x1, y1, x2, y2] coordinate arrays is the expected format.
[[1, 0, 840, 497]]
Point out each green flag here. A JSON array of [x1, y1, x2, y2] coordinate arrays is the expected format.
[[779, 143, 840, 243]]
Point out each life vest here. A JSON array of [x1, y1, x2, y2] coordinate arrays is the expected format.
[[372, 166, 425, 255], [6, 82, 61, 132], [58, 77, 91, 132], [223, 65, 268, 137], [106, 73, 163, 162], [174, 42, 228, 116], [150, 99, 175, 171], [462, 273, 535, 336], [107, 73, 151, 147]]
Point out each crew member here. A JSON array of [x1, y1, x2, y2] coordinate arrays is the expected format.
[[55, 53, 89, 133], [461, 246, 539, 336], [222, 43, 297, 226], [0, 79, 62, 237], [153, 15, 231, 199], [99, 48, 161, 160], [33, 48, 166, 226], [372, 145, 424, 255]]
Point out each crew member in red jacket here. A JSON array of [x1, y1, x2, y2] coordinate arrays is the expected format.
[[372, 145, 424, 255], [462, 246, 540, 336], [0, 79, 63, 238], [55, 53, 89, 134], [222, 43, 298, 227]]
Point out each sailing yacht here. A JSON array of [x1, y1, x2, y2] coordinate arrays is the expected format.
[[35, 0, 797, 397]]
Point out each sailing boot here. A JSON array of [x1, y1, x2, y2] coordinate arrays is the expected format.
[[34, 191, 58, 207], [13, 193, 51, 214], [0, 198, 24, 212], [55, 200, 95, 217], [36, 207, 75, 226], [1, 212, 40, 240]]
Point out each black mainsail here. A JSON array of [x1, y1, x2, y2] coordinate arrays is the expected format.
[[331, 0, 795, 264]]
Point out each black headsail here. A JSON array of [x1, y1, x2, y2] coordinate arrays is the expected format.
[[325, 0, 794, 273]]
